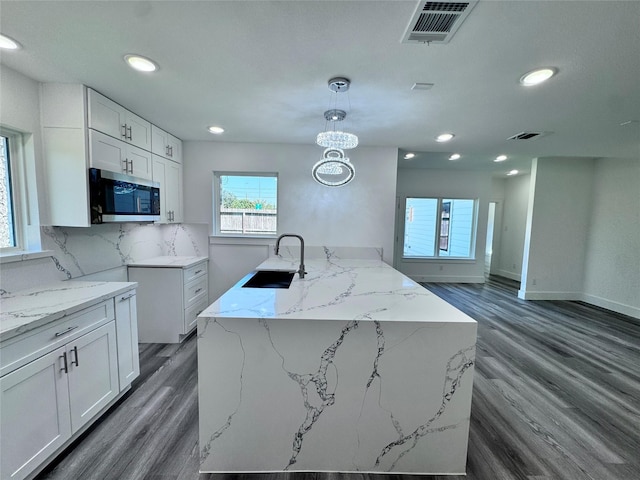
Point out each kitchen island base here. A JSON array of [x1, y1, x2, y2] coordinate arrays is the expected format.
[[197, 256, 476, 474]]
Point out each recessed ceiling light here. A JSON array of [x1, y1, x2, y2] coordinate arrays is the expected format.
[[494, 155, 508, 162], [404, 153, 416, 160], [124, 54, 158, 72], [0, 34, 21, 50], [507, 169, 519, 176], [208, 126, 225, 135], [436, 133, 454, 142], [520, 67, 556, 86], [449, 153, 461, 161]]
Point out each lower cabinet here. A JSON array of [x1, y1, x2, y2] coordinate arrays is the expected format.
[[0, 292, 139, 480], [128, 260, 208, 343], [115, 291, 140, 389], [0, 347, 71, 480]]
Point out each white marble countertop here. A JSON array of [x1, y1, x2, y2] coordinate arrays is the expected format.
[[127, 255, 208, 268], [0, 281, 137, 342], [200, 257, 476, 324]]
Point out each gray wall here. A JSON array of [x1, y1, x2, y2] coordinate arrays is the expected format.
[[182, 141, 398, 299], [395, 168, 493, 283]]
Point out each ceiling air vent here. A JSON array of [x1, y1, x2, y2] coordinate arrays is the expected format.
[[508, 132, 545, 140], [401, 1, 479, 44]]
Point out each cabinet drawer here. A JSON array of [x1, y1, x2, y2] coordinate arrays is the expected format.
[[184, 277, 208, 309], [184, 262, 207, 284], [0, 300, 115, 377], [184, 298, 208, 335]]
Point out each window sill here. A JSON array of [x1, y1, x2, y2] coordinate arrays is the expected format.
[[209, 235, 278, 246], [0, 249, 54, 264], [400, 257, 477, 264]]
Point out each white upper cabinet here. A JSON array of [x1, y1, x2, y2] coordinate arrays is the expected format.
[[88, 89, 151, 150], [152, 124, 183, 163], [89, 130, 152, 180], [152, 154, 183, 223], [40, 83, 180, 226]]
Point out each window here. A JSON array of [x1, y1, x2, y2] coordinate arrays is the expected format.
[[213, 172, 278, 236], [1, 135, 17, 248], [0, 127, 43, 257], [403, 197, 477, 259]]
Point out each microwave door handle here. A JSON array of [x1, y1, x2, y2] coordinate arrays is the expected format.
[[137, 195, 141, 212]]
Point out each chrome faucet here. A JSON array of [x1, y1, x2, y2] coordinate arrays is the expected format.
[[274, 234, 306, 279]]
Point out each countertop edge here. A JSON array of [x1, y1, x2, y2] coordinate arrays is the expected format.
[[1, 281, 138, 343]]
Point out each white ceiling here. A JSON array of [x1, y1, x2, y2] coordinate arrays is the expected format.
[[1, 1, 639, 176]]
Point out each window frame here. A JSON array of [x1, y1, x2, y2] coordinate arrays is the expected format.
[[1, 129, 25, 254], [402, 196, 478, 261], [212, 171, 279, 238], [0, 126, 45, 261]]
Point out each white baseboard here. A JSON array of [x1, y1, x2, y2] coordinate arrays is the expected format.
[[517, 289, 640, 319], [581, 293, 640, 319], [517, 290, 582, 301], [493, 269, 521, 281], [411, 275, 485, 284]]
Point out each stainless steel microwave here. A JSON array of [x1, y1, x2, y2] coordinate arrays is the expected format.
[[89, 168, 160, 224]]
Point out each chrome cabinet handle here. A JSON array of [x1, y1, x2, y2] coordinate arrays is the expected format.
[[71, 346, 79, 367], [60, 352, 68, 373], [166, 145, 170, 156], [122, 159, 129, 173], [126, 125, 132, 141], [194, 270, 203, 275], [195, 288, 203, 294], [119, 293, 135, 302], [169, 146, 173, 157], [55, 325, 78, 337], [121, 124, 127, 138]]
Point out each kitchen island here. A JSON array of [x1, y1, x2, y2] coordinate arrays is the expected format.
[[197, 254, 477, 474]]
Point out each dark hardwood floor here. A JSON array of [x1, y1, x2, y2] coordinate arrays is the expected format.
[[37, 276, 640, 480]]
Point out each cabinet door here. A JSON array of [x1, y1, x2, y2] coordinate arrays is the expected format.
[[125, 111, 152, 151], [115, 291, 140, 390], [167, 134, 182, 164], [89, 129, 127, 174], [152, 155, 169, 223], [127, 143, 153, 180], [0, 347, 71, 480], [67, 322, 119, 433], [87, 89, 127, 141], [166, 159, 183, 222], [151, 125, 169, 157]]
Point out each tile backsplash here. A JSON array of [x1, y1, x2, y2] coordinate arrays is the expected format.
[[1, 223, 208, 294]]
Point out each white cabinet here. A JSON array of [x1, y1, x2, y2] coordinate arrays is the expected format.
[[0, 290, 139, 480], [0, 321, 118, 480], [151, 124, 182, 163], [152, 154, 183, 223], [0, 347, 71, 480], [90, 130, 153, 180], [40, 83, 163, 226], [66, 322, 119, 432], [128, 259, 208, 343], [114, 290, 140, 389], [88, 88, 152, 151]]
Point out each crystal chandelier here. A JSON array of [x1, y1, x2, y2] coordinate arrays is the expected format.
[[312, 148, 355, 187], [313, 77, 358, 186], [315, 77, 358, 150]]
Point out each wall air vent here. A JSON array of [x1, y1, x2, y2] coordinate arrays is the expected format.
[[508, 132, 548, 140], [402, 1, 479, 44]]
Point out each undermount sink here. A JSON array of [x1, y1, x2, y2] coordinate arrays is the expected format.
[[242, 270, 295, 289]]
